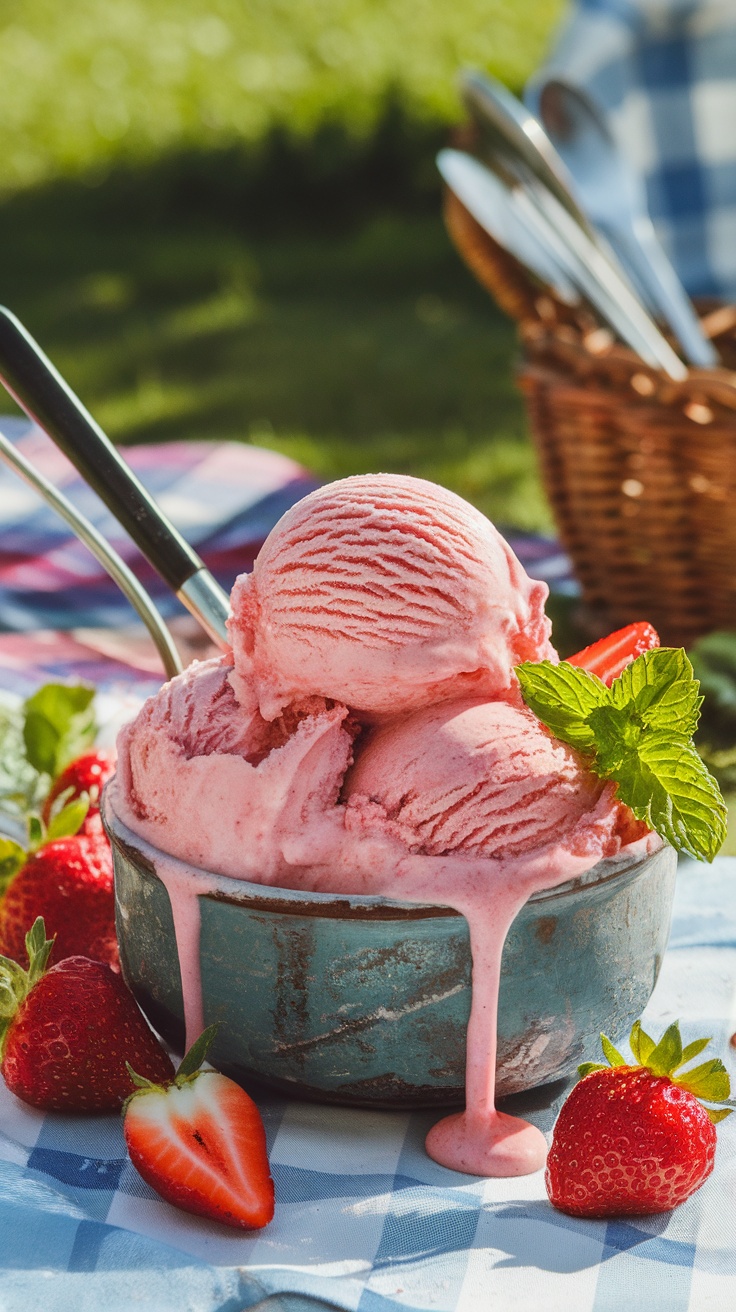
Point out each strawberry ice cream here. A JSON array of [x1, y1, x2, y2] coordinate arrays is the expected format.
[[228, 473, 555, 721], [113, 473, 657, 1180]]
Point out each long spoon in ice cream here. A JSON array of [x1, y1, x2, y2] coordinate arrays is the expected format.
[[0, 306, 231, 649]]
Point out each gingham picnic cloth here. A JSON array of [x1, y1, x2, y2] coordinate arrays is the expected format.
[[0, 849, 734, 1312], [527, 0, 736, 302], [0, 418, 576, 638]]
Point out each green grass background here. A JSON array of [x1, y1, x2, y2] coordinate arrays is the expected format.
[[0, 1, 564, 534]]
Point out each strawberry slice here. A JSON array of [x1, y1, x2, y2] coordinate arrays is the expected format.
[[123, 1026, 274, 1230], [566, 621, 660, 686]]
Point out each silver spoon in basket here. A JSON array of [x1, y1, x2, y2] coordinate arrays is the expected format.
[[536, 79, 718, 369]]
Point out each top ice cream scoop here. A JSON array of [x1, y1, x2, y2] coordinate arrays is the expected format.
[[228, 473, 555, 721]]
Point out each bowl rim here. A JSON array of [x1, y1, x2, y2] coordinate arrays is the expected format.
[[103, 787, 672, 922]]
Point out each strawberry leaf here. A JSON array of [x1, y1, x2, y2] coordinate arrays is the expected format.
[[677, 1037, 712, 1068], [0, 838, 26, 897], [28, 816, 43, 852], [629, 1020, 655, 1065], [600, 1034, 627, 1067], [578, 1062, 606, 1078], [706, 1107, 733, 1124], [25, 917, 54, 988], [23, 684, 96, 778], [515, 661, 606, 749], [675, 1057, 731, 1103], [175, 1023, 220, 1083], [644, 1021, 683, 1076], [45, 797, 89, 843]]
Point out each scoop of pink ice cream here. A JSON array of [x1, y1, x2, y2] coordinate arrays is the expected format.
[[113, 655, 353, 882], [343, 697, 641, 861], [228, 473, 555, 722]]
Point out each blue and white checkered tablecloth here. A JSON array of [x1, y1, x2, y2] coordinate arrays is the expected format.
[[528, 0, 736, 302], [1, 855, 735, 1312]]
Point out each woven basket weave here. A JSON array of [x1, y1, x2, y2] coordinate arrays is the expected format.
[[445, 189, 736, 646]]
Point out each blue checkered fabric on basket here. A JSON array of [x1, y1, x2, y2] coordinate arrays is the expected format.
[[1, 851, 735, 1312], [527, 0, 736, 302]]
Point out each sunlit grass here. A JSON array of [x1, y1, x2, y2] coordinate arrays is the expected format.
[[0, 1, 564, 191]]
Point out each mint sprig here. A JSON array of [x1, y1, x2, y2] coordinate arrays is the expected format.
[[516, 648, 726, 862]]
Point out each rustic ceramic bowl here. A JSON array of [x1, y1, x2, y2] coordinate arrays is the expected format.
[[104, 793, 677, 1108]]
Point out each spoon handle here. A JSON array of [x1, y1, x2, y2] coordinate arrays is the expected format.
[[0, 307, 231, 647], [602, 220, 718, 369]]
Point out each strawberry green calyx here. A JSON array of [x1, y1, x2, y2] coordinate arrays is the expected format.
[[0, 917, 54, 1058], [123, 1023, 220, 1111], [0, 801, 90, 900], [516, 647, 727, 862], [579, 1020, 733, 1125]]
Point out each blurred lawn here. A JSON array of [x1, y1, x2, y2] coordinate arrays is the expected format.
[[0, 1, 563, 191], [0, 170, 553, 533], [0, 1, 565, 532]]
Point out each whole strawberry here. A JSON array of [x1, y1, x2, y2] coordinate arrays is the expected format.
[[0, 807, 118, 969], [0, 918, 174, 1111], [42, 749, 116, 837], [124, 1026, 274, 1230], [546, 1021, 732, 1217]]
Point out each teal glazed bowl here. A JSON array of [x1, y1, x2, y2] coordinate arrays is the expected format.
[[105, 794, 677, 1108]]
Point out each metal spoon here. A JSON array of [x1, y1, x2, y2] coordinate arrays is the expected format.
[[0, 308, 231, 648], [457, 71, 688, 380], [538, 79, 718, 369], [460, 69, 596, 239], [437, 148, 580, 304], [0, 424, 183, 679]]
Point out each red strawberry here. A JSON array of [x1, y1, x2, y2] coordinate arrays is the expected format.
[[124, 1026, 274, 1230], [546, 1020, 731, 1217], [42, 749, 116, 837], [567, 622, 660, 686], [0, 918, 174, 1111], [0, 829, 118, 970]]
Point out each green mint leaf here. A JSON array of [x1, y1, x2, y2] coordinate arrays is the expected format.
[[675, 1058, 731, 1103], [515, 660, 606, 750], [644, 1021, 683, 1076], [629, 1021, 655, 1065], [578, 1062, 606, 1078], [600, 1034, 627, 1067], [611, 648, 703, 737], [45, 797, 89, 843], [23, 684, 96, 778], [518, 649, 727, 861], [624, 734, 727, 862], [0, 837, 26, 897]]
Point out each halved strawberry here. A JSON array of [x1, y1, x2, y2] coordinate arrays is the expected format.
[[566, 622, 660, 686], [123, 1026, 274, 1230]]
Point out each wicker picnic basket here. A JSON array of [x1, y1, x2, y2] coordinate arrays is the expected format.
[[445, 188, 736, 647]]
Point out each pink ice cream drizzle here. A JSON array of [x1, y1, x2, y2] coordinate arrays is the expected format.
[[113, 474, 658, 1179]]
